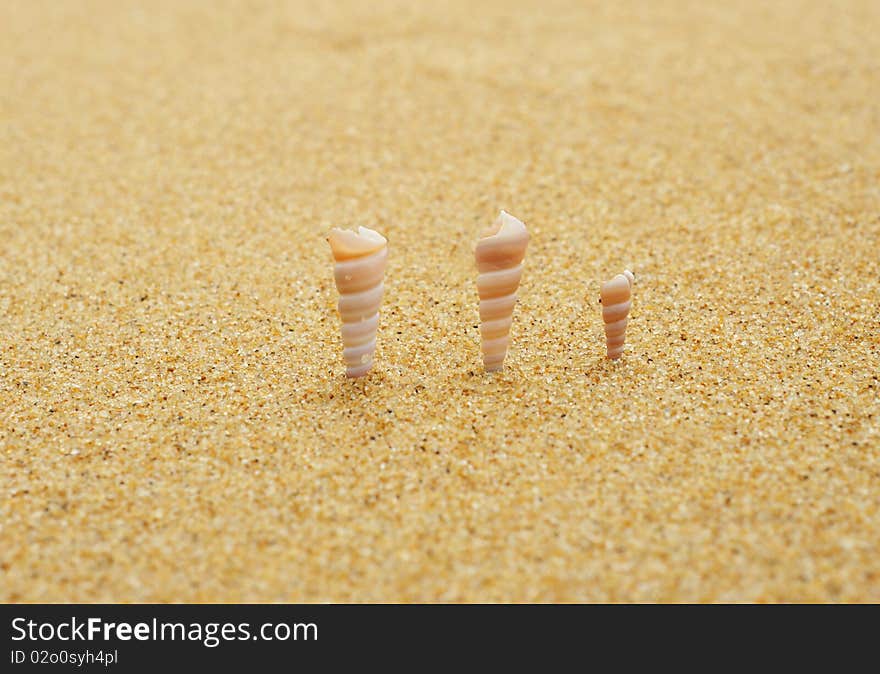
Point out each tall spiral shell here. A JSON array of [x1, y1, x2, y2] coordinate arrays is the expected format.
[[600, 269, 634, 360], [328, 226, 388, 378], [475, 211, 530, 372]]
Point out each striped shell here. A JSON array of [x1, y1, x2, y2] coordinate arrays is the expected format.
[[475, 211, 530, 372], [328, 226, 387, 378], [600, 269, 634, 360]]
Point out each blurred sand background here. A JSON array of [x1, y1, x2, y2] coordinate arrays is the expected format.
[[1, 0, 878, 602]]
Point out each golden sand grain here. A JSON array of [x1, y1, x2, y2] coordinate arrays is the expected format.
[[1, 0, 878, 602]]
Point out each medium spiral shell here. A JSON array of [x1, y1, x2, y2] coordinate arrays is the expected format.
[[328, 226, 388, 378], [600, 269, 634, 360], [475, 211, 530, 372]]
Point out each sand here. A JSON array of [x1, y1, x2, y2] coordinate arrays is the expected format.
[[1, 0, 878, 602]]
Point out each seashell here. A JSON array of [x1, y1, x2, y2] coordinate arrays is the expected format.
[[475, 211, 530, 372], [600, 269, 634, 360], [328, 226, 388, 378]]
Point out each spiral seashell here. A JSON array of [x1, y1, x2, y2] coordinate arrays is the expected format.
[[328, 226, 388, 378], [600, 269, 634, 360], [475, 211, 530, 372]]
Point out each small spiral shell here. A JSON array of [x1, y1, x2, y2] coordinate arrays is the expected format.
[[328, 226, 388, 378], [475, 211, 530, 372], [600, 269, 634, 360]]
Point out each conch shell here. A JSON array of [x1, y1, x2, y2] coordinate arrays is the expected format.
[[600, 269, 634, 360], [328, 226, 388, 378], [475, 211, 530, 372]]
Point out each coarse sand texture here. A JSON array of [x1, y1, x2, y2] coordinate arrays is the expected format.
[[2, 0, 879, 602]]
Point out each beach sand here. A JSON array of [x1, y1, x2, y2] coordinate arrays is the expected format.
[[1, 0, 878, 602]]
